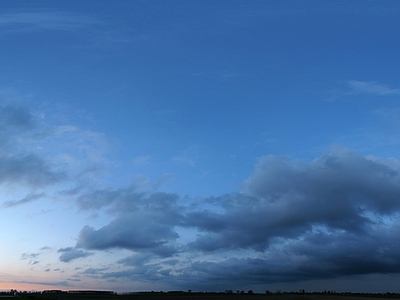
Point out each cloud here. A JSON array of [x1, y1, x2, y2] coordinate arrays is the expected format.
[[72, 189, 184, 259], [76, 216, 179, 257], [175, 224, 400, 289], [0, 102, 117, 214], [58, 247, 93, 263], [18, 280, 69, 287], [21, 252, 39, 260], [117, 253, 154, 267], [21, 252, 40, 265], [132, 155, 151, 167], [0, 155, 65, 187], [347, 80, 400, 96], [82, 267, 108, 275], [168, 147, 199, 168], [245, 150, 400, 216], [76, 185, 148, 210], [170, 155, 195, 167], [40, 246, 52, 251], [0, 104, 71, 192], [0, 105, 34, 129], [3, 192, 45, 208], [69, 148, 400, 288], [0, 105, 37, 147], [188, 150, 400, 252], [76, 186, 182, 220]]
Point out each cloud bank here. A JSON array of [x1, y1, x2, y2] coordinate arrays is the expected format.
[[66, 149, 400, 290]]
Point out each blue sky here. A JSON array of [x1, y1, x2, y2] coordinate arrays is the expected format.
[[2, 0, 400, 293]]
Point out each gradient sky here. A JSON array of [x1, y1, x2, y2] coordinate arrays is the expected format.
[[1, 0, 400, 293]]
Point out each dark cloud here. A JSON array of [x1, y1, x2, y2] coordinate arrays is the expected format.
[[78, 268, 109, 280], [70, 149, 400, 288], [0, 154, 65, 187], [76, 215, 178, 257], [82, 267, 108, 275], [68, 278, 81, 282], [104, 229, 400, 291], [117, 253, 157, 267], [0, 105, 36, 147], [58, 247, 93, 263], [188, 151, 400, 252], [101, 265, 166, 284], [75, 189, 183, 257], [247, 152, 400, 213], [181, 226, 400, 289], [77, 187, 182, 222], [0, 105, 34, 130]]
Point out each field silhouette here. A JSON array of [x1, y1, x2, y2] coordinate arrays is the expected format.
[[6, 292, 400, 300]]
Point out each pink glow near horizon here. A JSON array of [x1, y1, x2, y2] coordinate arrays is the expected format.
[[0, 282, 68, 292]]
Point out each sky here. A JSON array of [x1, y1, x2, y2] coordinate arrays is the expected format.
[[1, 0, 400, 293]]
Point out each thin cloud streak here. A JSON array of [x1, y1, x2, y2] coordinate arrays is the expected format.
[[0, 11, 101, 32], [347, 81, 400, 96], [3, 192, 45, 208]]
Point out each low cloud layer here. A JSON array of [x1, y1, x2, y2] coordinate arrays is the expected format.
[[67, 149, 400, 290]]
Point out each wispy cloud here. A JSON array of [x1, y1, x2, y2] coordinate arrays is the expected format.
[[168, 146, 199, 167], [132, 155, 151, 167], [17, 280, 69, 287], [21, 252, 39, 260], [169, 155, 195, 167], [347, 80, 400, 96], [0, 12, 101, 33], [21, 251, 43, 266], [0, 102, 115, 210], [3, 192, 45, 208]]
